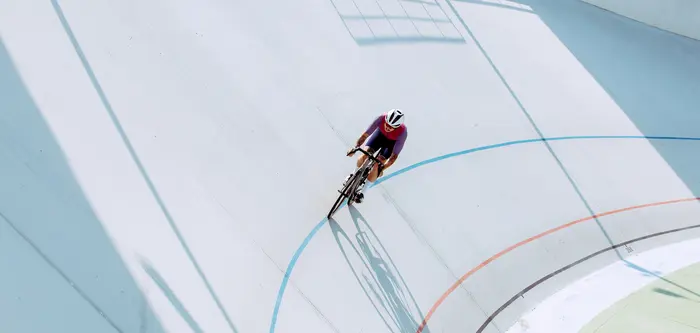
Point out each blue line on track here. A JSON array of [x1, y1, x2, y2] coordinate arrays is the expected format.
[[269, 134, 700, 333]]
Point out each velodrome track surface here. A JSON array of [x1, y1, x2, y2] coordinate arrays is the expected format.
[[2, 0, 700, 332]]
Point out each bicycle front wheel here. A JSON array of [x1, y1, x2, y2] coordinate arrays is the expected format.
[[327, 170, 362, 219]]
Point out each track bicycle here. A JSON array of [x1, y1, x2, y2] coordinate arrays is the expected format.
[[327, 147, 384, 219]]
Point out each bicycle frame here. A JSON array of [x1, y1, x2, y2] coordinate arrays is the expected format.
[[327, 147, 385, 219], [351, 146, 385, 171]]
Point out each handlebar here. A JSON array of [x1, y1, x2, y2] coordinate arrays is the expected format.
[[348, 146, 385, 168]]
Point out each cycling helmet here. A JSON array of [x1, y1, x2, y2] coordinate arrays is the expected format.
[[385, 109, 405, 128]]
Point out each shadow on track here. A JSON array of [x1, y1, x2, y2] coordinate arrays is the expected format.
[[141, 259, 204, 333], [0, 39, 165, 333], [507, 0, 700, 301], [444, 0, 700, 269], [512, 0, 700, 207], [328, 205, 429, 333], [408, 1, 700, 330], [49, 1, 238, 331]]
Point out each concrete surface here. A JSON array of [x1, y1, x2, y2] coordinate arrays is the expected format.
[[1, 0, 700, 332]]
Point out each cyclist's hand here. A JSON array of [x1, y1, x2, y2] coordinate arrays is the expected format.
[[346, 147, 356, 156]]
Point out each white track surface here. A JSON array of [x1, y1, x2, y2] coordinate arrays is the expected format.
[[2, 0, 700, 332]]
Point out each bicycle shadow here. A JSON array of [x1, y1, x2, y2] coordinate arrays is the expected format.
[[328, 205, 428, 333]]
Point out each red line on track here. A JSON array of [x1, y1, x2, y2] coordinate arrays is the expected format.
[[416, 197, 700, 333]]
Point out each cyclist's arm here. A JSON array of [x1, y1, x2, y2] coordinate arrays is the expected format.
[[384, 129, 407, 169], [356, 115, 383, 146], [355, 133, 369, 147]]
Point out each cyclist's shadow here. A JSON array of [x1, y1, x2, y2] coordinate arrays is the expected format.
[[328, 205, 429, 333]]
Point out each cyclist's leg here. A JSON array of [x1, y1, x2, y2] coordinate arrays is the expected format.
[[354, 148, 388, 203], [353, 133, 393, 203], [357, 131, 382, 168], [367, 147, 391, 182]]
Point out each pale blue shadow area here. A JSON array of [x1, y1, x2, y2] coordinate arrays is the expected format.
[[141, 260, 204, 333], [513, 0, 700, 266], [436, 0, 700, 330], [445, 0, 700, 255], [512, 0, 700, 194], [48, 1, 239, 330], [0, 41, 165, 333]]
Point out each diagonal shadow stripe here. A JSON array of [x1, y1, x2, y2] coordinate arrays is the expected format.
[[50, 1, 238, 332], [141, 260, 204, 333]]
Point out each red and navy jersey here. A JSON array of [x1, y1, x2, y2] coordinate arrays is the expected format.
[[364, 113, 408, 154]]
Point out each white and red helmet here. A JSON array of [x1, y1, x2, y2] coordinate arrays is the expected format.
[[385, 109, 405, 128]]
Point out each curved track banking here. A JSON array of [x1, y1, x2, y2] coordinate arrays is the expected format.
[[5, 0, 700, 331], [270, 134, 700, 333], [477, 218, 700, 333], [416, 197, 700, 333]]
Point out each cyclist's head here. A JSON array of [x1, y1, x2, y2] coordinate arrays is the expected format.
[[385, 109, 405, 128]]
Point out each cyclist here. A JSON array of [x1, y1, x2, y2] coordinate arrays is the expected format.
[[345, 108, 408, 203]]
